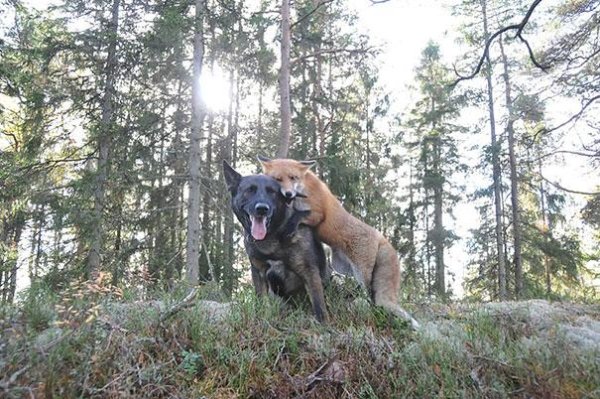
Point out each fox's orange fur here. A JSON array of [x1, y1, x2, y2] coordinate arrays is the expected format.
[[259, 157, 419, 329]]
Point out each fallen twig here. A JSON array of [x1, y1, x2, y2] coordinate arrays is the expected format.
[[0, 365, 30, 391], [159, 288, 199, 324]]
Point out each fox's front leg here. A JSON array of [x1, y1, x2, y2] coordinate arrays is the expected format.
[[294, 196, 323, 227], [282, 209, 311, 239]]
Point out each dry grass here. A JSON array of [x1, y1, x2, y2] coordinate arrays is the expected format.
[[1, 277, 599, 398]]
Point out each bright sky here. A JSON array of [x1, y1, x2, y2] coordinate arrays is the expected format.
[[348, 0, 460, 112]]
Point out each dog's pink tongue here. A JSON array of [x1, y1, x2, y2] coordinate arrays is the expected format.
[[250, 216, 267, 240]]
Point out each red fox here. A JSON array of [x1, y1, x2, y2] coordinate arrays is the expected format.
[[259, 156, 419, 329]]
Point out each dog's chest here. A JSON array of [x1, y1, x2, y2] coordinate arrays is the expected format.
[[244, 236, 285, 260]]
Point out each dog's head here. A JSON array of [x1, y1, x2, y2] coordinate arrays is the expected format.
[[223, 161, 287, 241]]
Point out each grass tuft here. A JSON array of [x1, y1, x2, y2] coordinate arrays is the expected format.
[[1, 280, 598, 398]]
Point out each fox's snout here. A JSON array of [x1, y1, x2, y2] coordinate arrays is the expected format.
[[283, 190, 295, 199]]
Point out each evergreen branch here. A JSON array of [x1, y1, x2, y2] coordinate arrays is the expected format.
[[291, 46, 373, 66], [214, 0, 239, 16], [451, 0, 546, 87], [31, 155, 95, 168], [291, 0, 334, 29], [17, 140, 95, 174]]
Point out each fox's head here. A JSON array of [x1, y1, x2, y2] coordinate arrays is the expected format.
[[258, 155, 316, 199]]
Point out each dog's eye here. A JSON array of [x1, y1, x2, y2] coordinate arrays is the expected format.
[[244, 186, 257, 197], [266, 187, 277, 195]]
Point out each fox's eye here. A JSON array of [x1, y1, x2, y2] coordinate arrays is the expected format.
[[275, 177, 283, 182], [289, 175, 297, 181]]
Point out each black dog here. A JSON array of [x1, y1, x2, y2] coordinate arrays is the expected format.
[[223, 161, 330, 322]]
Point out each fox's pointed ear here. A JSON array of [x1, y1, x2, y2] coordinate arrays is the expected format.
[[257, 154, 272, 165], [300, 160, 317, 170], [223, 160, 241, 193]]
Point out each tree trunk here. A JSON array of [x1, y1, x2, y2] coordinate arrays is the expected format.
[[432, 135, 445, 299], [482, 0, 507, 300], [200, 104, 213, 280], [171, 80, 186, 283], [258, 80, 264, 147], [538, 153, 551, 295], [407, 157, 418, 297], [112, 205, 122, 285], [312, 0, 324, 161], [234, 70, 241, 166], [428, 94, 445, 299], [365, 93, 372, 222], [7, 213, 24, 303], [499, 36, 523, 298], [186, 0, 206, 285], [277, 0, 292, 157], [321, 52, 334, 179], [52, 214, 62, 268], [29, 202, 41, 282], [150, 123, 167, 287], [222, 70, 235, 294], [423, 146, 432, 298], [88, 0, 120, 278]]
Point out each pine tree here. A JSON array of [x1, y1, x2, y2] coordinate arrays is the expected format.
[[185, 0, 206, 285], [404, 42, 467, 299]]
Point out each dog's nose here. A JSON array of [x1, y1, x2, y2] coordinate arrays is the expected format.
[[255, 203, 269, 215], [284, 191, 294, 199]]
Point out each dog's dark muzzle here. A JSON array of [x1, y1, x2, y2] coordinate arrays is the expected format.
[[254, 202, 270, 216], [247, 202, 272, 241]]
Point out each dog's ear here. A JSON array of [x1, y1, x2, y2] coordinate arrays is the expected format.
[[223, 160, 241, 193]]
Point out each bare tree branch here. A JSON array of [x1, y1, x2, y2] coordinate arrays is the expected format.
[[1, 131, 20, 151], [517, 33, 548, 71], [513, 0, 539, 37], [159, 288, 198, 324], [452, 24, 520, 86], [540, 174, 600, 195], [537, 94, 600, 136], [539, 149, 598, 160], [452, 0, 547, 87]]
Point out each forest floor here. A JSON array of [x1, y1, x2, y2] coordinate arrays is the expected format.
[[1, 278, 599, 398]]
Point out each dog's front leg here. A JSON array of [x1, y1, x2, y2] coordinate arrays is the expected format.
[[250, 259, 269, 297], [305, 272, 328, 323], [296, 264, 328, 323]]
